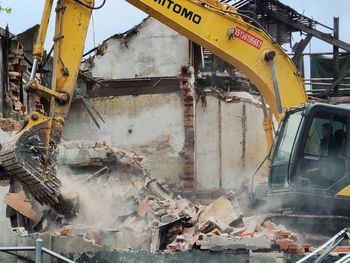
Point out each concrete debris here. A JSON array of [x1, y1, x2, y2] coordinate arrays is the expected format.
[[249, 251, 285, 263], [196, 235, 272, 251], [198, 191, 243, 226], [47, 175, 312, 255], [59, 140, 147, 176], [4, 140, 311, 257], [0, 117, 21, 132]]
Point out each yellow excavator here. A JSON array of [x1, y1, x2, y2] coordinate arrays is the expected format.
[[2, 0, 350, 224]]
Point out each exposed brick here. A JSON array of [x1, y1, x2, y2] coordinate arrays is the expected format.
[[303, 243, 311, 252], [55, 228, 72, 236], [182, 181, 194, 189], [231, 229, 246, 237], [333, 246, 350, 253], [137, 202, 149, 217], [179, 66, 195, 190], [287, 244, 304, 254], [210, 228, 221, 236], [289, 234, 298, 242], [275, 238, 294, 250]]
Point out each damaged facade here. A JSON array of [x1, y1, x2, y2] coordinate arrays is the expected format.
[[64, 17, 269, 195]]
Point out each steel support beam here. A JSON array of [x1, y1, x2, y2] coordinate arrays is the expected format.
[[292, 34, 312, 67], [85, 77, 180, 97], [333, 17, 340, 94], [264, 9, 350, 52]]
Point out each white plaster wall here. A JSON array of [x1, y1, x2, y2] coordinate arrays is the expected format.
[[220, 102, 246, 189], [195, 97, 221, 190], [89, 18, 189, 79], [63, 93, 185, 182], [195, 94, 268, 191]]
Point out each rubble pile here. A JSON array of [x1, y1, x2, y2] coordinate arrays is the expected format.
[[142, 192, 312, 254], [54, 158, 312, 255], [6, 140, 312, 256]]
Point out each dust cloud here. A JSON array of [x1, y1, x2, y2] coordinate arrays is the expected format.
[[58, 167, 142, 229]]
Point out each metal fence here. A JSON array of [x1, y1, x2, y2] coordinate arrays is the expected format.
[[0, 238, 75, 263]]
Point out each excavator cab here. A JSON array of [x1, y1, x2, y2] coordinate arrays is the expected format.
[[269, 103, 350, 215]]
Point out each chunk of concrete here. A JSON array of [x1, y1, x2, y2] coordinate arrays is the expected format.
[[198, 191, 243, 226], [196, 235, 272, 251], [249, 251, 285, 263]]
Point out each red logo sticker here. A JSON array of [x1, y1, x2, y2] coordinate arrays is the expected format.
[[234, 27, 263, 49]]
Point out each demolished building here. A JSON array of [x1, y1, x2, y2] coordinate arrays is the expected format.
[[66, 16, 270, 195], [2, 3, 350, 262]]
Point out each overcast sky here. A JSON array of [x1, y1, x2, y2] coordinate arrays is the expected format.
[[0, 0, 349, 53]]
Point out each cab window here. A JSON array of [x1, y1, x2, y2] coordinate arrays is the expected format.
[[299, 112, 347, 188]]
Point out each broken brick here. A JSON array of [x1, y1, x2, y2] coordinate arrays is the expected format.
[[275, 238, 294, 250], [289, 234, 298, 242], [210, 228, 221, 236], [54, 228, 72, 236], [137, 202, 149, 217], [231, 229, 246, 237], [287, 244, 304, 254], [333, 246, 350, 253], [303, 243, 312, 252], [198, 220, 216, 233]]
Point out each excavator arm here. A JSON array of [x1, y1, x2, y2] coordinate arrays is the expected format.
[[0, 0, 308, 214]]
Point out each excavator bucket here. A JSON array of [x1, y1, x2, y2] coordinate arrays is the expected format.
[[0, 112, 78, 217]]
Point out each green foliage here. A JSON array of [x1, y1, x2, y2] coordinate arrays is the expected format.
[[0, 2, 11, 14]]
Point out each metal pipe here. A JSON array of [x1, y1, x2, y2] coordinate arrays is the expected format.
[[42, 247, 75, 263], [335, 253, 350, 263], [29, 58, 39, 81], [305, 82, 350, 87], [304, 77, 350, 81], [264, 51, 282, 114], [296, 228, 348, 263], [0, 247, 35, 251], [35, 239, 43, 263], [0, 240, 75, 263], [288, 51, 349, 56], [269, 60, 282, 114]]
